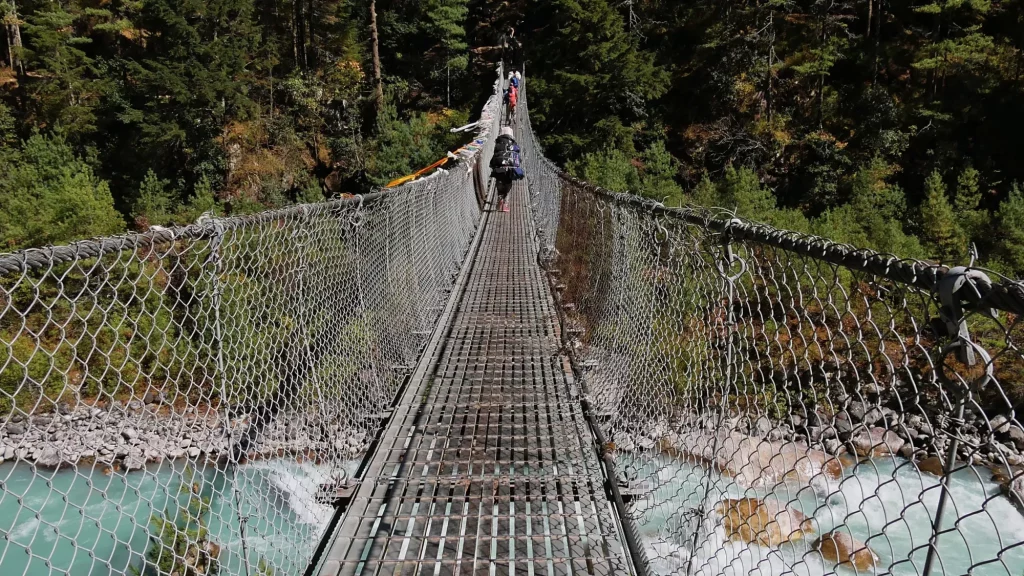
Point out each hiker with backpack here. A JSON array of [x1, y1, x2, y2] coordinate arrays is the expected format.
[[504, 82, 518, 123], [489, 126, 525, 213]]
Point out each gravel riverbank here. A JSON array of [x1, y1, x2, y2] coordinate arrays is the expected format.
[[0, 400, 370, 471]]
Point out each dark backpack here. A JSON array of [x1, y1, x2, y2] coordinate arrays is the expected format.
[[490, 136, 525, 181]]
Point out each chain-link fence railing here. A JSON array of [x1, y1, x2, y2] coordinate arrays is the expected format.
[[521, 85, 1024, 575], [0, 68, 503, 576]]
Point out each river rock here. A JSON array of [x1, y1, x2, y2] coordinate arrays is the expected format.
[[187, 447, 201, 458], [898, 443, 915, 459], [124, 451, 146, 471], [1002, 471, 1024, 511], [663, 430, 844, 491], [36, 447, 63, 468], [715, 498, 814, 546], [851, 427, 905, 457], [991, 415, 1012, 434], [3, 445, 14, 460], [121, 427, 138, 442], [753, 417, 773, 438], [816, 530, 878, 571], [1008, 427, 1024, 450], [848, 402, 866, 423], [6, 423, 26, 436], [862, 408, 884, 427], [834, 413, 853, 437], [823, 438, 841, 455]]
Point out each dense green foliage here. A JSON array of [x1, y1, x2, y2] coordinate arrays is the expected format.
[[524, 0, 1024, 276], [1, 0, 513, 249], [5, 0, 1024, 276]]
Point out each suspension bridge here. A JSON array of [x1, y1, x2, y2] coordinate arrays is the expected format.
[[2, 66, 1024, 576]]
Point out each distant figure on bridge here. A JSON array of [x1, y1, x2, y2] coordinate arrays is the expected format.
[[508, 71, 520, 89], [490, 126, 524, 213], [504, 83, 518, 123], [501, 27, 522, 69]]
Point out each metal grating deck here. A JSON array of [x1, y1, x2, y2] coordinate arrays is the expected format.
[[316, 181, 634, 576]]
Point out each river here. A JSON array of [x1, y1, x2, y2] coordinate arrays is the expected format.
[[2, 455, 1023, 575], [0, 458, 358, 576], [633, 455, 1024, 575]]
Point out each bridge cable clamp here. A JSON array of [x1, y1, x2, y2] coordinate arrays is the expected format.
[[935, 266, 997, 393]]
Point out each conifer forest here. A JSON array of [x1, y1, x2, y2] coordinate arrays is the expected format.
[[3, 0, 1024, 278]]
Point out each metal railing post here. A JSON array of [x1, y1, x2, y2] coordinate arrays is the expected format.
[[923, 266, 996, 576], [686, 217, 744, 576]]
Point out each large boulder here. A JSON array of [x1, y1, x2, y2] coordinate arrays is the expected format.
[[917, 456, 946, 477], [992, 466, 1024, 511], [35, 447, 64, 468], [714, 498, 814, 547], [816, 530, 878, 571], [124, 451, 147, 472], [850, 427, 905, 457], [664, 430, 845, 490]]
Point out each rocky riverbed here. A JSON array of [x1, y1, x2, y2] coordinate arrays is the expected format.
[[612, 401, 1024, 510], [0, 401, 371, 471]]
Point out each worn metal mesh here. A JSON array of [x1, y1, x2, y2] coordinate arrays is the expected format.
[[0, 71, 502, 576], [521, 91, 1024, 575], [6, 61, 1024, 576]]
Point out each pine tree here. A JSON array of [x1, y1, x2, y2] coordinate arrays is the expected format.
[[911, 0, 996, 111], [638, 140, 683, 204], [0, 100, 14, 146], [423, 0, 468, 107], [110, 0, 261, 194], [565, 148, 641, 194], [849, 157, 905, 221], [133, 169, 175, 229], [920, 170, 966, 262], [21, 4, 103, 138], [525, 0, 668, 160], [691, 176, 720, 208], [0, 133, 124, 248], [994, 184, 1024, 276], [719, 165, 776, 221], [954, 166, 990, 245]]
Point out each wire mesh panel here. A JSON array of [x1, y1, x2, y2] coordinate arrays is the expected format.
[[0, 70, 503, 576], [521, 89, 1024, 575]]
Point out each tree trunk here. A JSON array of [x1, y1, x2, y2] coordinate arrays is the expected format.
[[370, 0, 384, 113], [291, 0, 300, 67], [765, 13, 775, 120], [306, 0, 315, 68], [866, 0, 872, 38], [5, 1, 24, 76], [298, 0, 307, 70], [872, 0, 882, 83]]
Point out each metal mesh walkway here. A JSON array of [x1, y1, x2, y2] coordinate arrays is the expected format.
[[316, 181, 634, 576]]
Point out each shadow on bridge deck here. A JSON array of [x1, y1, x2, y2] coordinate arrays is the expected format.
[[315, 180, 635, 575]]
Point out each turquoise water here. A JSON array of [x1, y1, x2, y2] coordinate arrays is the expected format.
[[0, 458, 358, 576], [630, 456, 1024, 575], [4, 453, 1023, 575]]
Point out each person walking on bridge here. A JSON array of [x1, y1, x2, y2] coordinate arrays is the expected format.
[[504, 82, 518, 124], [490, 126, 524, 213]]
